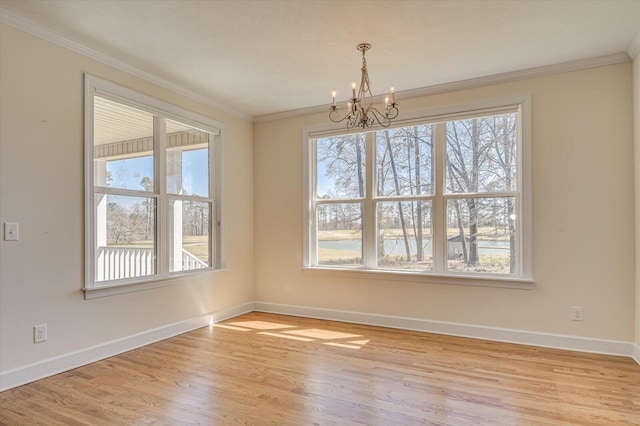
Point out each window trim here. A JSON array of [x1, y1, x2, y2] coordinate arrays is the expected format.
[[303, 95, 532, 287], [83, 74, 225, 298]]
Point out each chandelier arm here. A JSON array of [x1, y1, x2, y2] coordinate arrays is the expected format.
[[385, 104, 399, 120], [329, 107, 352, 124], [367, 107, 393, 128]]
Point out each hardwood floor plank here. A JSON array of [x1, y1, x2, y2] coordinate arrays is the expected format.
[[1, 312, 639, 425]]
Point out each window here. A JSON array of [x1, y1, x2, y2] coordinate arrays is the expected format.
[[84, 75, 223, 295], [305, 98, 531, 284]]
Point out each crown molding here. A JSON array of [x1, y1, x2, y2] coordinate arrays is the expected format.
[[254, 52, 631, 124], [0, 9, 252, 122], [2, 8, 633, 125], [628, 31, 640, 60]]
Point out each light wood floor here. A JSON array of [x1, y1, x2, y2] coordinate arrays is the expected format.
[[1, 312, 639, 425]]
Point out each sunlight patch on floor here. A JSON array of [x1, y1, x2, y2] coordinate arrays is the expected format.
[[258, 332, 314, 342], [281, 329, 361, 340], [226, 321, 296, 330], [323, 339, 370, 349], [213, 324, 251, 331], [323, 342, 361, 349], [218, 318, 371, 349]]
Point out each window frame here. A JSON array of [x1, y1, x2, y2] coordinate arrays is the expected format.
[[84, 75, 225, 298], [303, 96, 532, 288]]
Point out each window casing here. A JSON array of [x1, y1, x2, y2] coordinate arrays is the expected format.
[[304, 97, 532, 286], [84, 75, 224, 296]]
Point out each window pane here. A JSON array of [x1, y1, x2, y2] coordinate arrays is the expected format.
[[316, 203, 362, 266], [169, 200, 211, 272], [166, 120, 210, 197], [376, 125, 434, 197], [377, 201, 432, 270], [446, 197, 516, 274], [316, 134, 366, 199], [105, 156, 154, 192], [446, 113, 517, 194], [95, 194, 156, 282], [94, 97, 154, 190]]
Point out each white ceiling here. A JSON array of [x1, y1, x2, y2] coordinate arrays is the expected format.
[[1, 0, 639, 119]]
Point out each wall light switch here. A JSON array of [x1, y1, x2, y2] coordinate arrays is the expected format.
[[4, 223, 18, 241]]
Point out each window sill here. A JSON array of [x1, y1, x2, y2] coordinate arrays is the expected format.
[[302, 266, 534, 289], [83, 269, 228, 299]]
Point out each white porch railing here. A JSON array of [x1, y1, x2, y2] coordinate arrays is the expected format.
[[97, 247, 208, 282], [182, 249, 209, 270], [97, 247, 154, 281]]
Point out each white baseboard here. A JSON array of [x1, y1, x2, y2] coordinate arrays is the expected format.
[[2, 301, 637, 392], [254, 302, 636, 359], [633, 343, 640, 367], [0, 302, 254, 392]]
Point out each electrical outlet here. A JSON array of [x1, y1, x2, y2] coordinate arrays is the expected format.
[[4, 222, 18, 241], [571, 306, 584, 322], [284, 283, 292, 294], [34, 324, 47, 343]]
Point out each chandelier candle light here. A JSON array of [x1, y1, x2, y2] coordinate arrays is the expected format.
[[329, 43, 399, 129]]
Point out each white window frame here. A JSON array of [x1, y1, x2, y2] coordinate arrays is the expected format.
[[303, 96, 532, 288], [84, 75, 225, 298]]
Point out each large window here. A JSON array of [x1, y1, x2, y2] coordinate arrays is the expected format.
[[84, 76, 223, 296], [306, 99, 531, 284]]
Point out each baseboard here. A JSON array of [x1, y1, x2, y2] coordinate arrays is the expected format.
[[2, 301, 636, 391], [254, 302, 636, 359], [633, 343, 640, 366], [0, 302, 255, 392]]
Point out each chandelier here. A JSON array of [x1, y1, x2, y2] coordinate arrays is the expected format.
[[329, 43, 399, 129]]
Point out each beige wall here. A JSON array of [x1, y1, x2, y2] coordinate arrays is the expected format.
[[1, 19, 637, 381], [0, 24, 254, 372], [254, 63, 635, 341], [634, 53, 640, 349]]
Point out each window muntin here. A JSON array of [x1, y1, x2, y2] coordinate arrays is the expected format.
[[308, 105, 527, 280], [85, 76, 223, 292]]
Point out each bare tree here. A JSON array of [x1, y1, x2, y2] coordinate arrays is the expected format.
[[377, 126, 432, 263], [381, 129, 412, 261], [139, 177, 154, 240], [318, 134, 365, 199], [446, 113, 517, 271]]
